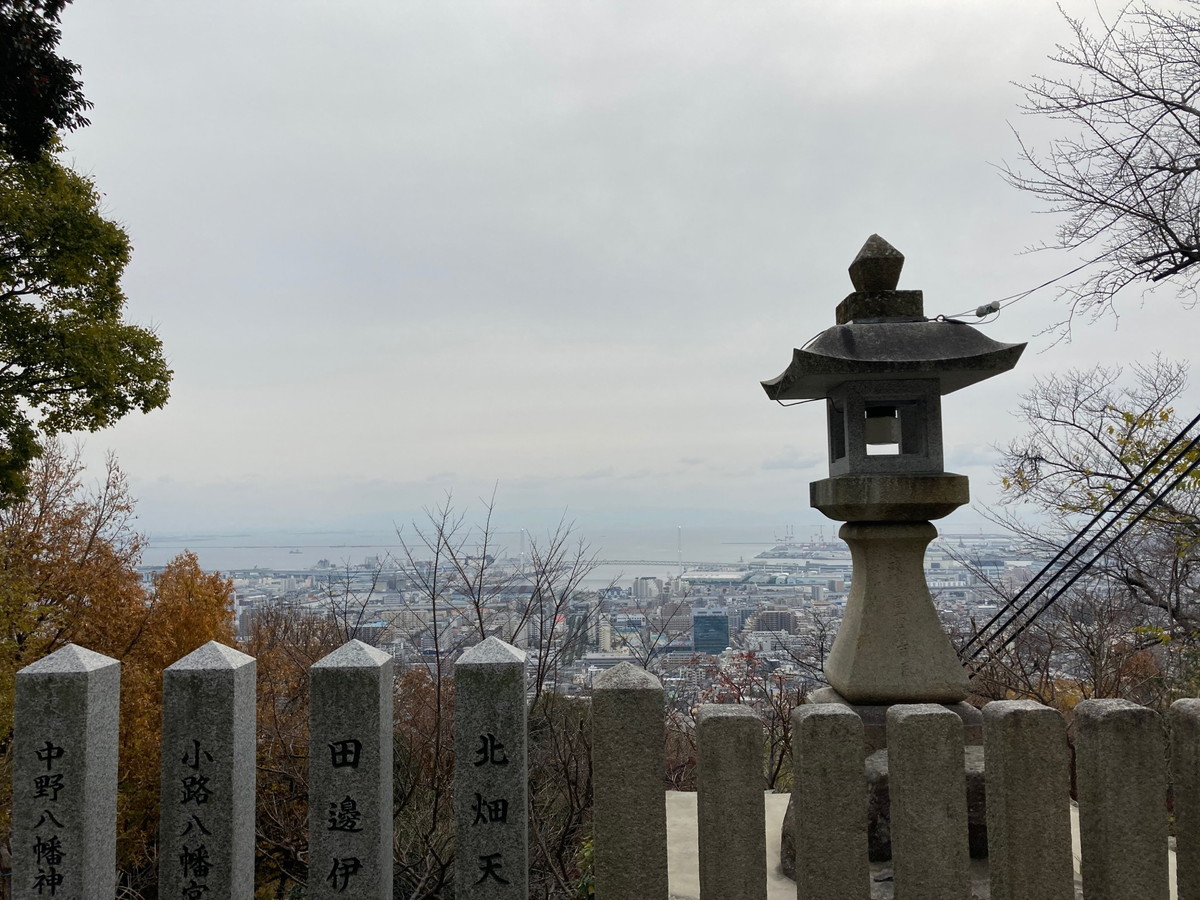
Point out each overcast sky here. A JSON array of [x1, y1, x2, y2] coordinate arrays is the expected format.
[[53, 0, 1199, 539]]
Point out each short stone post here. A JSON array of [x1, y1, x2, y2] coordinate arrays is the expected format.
[[592, 662, 668, 900], [1075, 699, 1169, 900], [791, 704, 868, 900], [309, 639, 394, 899], [983, 700, 1073, 900], [454, 636, 528, 899], [886, 704, 969, 900], [160, 640, 256, 899], [696, 704, 766, 900], [1171, 699, 1200, 900], [13, 644, 120, 900]]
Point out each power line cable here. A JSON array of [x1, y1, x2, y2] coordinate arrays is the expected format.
[[968, 447, 1200, 664], [964, 418, 1200, 662], [960, 409, 1200, 655], [938, 257, 1100, 321], [965, 425, 1200, 659]]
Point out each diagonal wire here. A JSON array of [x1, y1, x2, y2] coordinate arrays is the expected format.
[[961, 410, 1200, 654], [960, 411, 1200, 660], [967, 447, 1200, 665], [965, 427, 1200, 660]]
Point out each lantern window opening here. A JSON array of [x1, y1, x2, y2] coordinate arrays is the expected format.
[[828, 398, 847, 464], [864, 404, 901, 455], [825, 379, 944, 477], [864, 400, 927, 458]]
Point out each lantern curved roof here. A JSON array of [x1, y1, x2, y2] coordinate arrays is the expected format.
[[761, 321, 1026, 401]]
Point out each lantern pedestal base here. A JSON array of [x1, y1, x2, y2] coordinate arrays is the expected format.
[[823, 521, 969, 704]]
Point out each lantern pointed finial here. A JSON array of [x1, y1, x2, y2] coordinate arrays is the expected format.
[[848, 234, 904, 292]]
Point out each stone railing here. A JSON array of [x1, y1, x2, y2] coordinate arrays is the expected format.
[[596, 667, 1194, 900], [8, 638, 1192, 899]]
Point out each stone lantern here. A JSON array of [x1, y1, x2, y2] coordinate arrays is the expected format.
[[761, 235, 1025, 704]]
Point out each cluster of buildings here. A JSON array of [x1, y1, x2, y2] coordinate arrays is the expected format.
[[203, 530, 1039, 705]]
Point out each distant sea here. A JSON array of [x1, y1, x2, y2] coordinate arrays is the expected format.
[[138, 524, 804, 589]]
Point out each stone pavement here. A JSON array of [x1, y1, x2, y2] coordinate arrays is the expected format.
[[666, 791, 793, 900]]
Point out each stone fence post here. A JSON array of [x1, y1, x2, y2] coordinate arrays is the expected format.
[[1171, 699, 1200, 900], [696, 703, 766, 900], [13, 644, 120, 900], [309, 639, 394, 899], [791, 704, 868, 900], [592, 662, 668, 900], [1075, 699, 1168, 900], [160, 640, 256, 899], [887, 703, 969, 900], [982, 699, 1073, 900], [454, 636, 528, 899]]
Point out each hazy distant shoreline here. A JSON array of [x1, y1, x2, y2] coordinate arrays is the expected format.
[[137, 524, 790, 582]]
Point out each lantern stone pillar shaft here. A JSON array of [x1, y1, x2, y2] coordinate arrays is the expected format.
[[825, 522, 967, 702]]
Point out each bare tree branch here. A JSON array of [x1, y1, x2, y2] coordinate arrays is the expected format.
[[1005, 2, 1200, 325]]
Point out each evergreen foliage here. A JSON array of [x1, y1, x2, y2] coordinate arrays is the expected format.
[[0, 0, 90, 161], [0, 147, 170, 503]]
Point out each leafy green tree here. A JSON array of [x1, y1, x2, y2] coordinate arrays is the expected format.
[[0, 0, 90, 161], [0, 147, 170, 503]]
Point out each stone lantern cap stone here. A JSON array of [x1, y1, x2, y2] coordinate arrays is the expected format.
[[761, 235, 1026, 402], [762, 323, 1025, 400]]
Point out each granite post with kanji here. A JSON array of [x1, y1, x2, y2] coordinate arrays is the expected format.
[[13, 644, 120, 900], [160, 641, 257, 899], [309, 639, 394, 900], [454, 636, 528, 899]]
